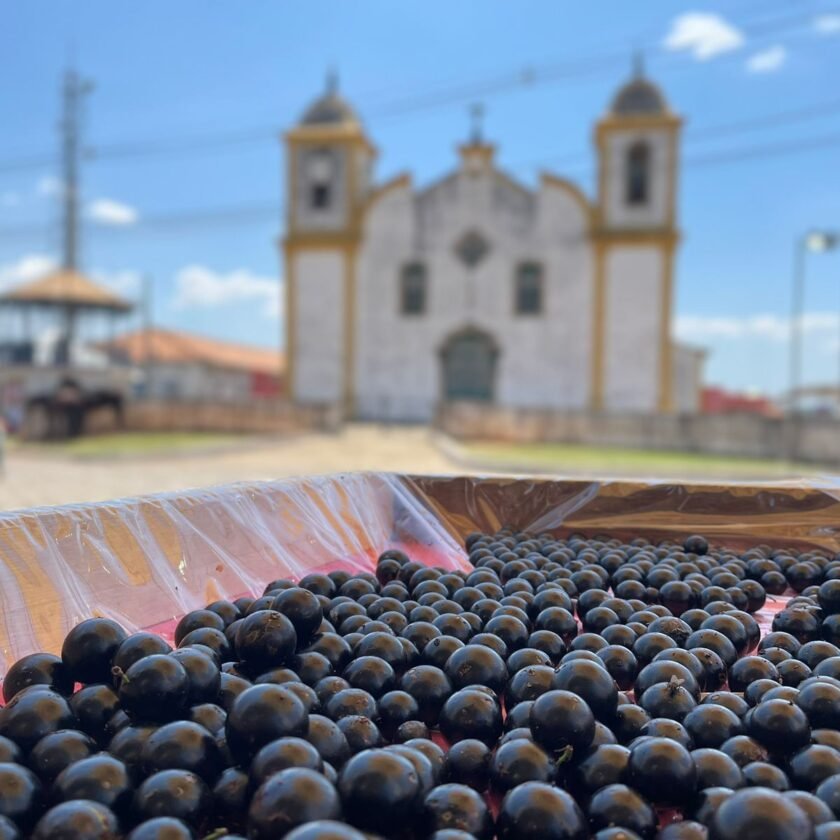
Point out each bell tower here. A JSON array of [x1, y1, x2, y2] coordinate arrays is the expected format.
[[591, 61, 682, 413], [283, 74, 375, 415]]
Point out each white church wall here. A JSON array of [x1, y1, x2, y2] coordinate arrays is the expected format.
[[293, 249, 345, 404], [354, 167, 594, 421], [603, 246, 662, 411]]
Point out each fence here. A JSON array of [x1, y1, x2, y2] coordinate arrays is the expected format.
[[436, 401, 840, 465]]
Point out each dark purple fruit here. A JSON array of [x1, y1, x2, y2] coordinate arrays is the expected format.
[[588, 783, 657, 839], [0, 763, 42, 832], [28, 729, 97, 784], [32, 800, 118, 840], [61, 619, 127, 685], [530, 689, 595, 755], [53, 755, 132, 819], [627, 738, 696, 806], [225, 684, 308, 764], [496, 781, 587, 840], [235, 610, 297, 673], [439, 688, 502, 746], [710, 786, 812, 840], [132, 769, 211, 828], [337, 749, 422, 835], [247, 767, 341, 840], [0, 689, 76, 752], [423, 783, 493, 839], [117, 655, 189, 724], [3, 654, 73, 702], [141, 721, 222, 782]]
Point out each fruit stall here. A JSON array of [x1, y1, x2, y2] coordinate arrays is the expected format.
[[0, 472, 838, 838]]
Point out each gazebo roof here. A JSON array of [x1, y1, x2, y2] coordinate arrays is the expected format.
[[0, 269, 133, 312]]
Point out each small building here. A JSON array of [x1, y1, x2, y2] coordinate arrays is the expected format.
[[283, 67, 704, 422], [103, 327, 284, 403]]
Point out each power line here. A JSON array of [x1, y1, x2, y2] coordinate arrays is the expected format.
[[0, 3, 832, 175]]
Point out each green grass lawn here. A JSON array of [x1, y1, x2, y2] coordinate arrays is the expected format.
[[458, 440, 823, 480], [18, 431, 246, 459]]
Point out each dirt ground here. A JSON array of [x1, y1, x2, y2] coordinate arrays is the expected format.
[[0, 425, 463, 511]]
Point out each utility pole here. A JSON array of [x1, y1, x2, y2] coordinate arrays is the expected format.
[[60, 68, 93, 272], [58, 69, 92, 361]]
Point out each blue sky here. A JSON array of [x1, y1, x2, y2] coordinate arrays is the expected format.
[[2, 1, 840, 396]]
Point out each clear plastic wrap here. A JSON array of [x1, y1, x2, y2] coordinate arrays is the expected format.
[[0, 471, 838, 671]]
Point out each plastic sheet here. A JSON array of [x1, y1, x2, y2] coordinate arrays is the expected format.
[[0, 471, 838, 672]]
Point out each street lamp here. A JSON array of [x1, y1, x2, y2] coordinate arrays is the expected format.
[[789, 229, 839, 414]]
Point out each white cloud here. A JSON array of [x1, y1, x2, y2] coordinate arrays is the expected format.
[[1, 191, 20, 208], [36, 175, 63, 197], [88, 198, 139, 226], [172, 265, 280, 319], [815, 14, 840, 34], [676, 312, 840, 343], [746, 45, 787, 74], [663, 12, 745, 60], [0, 253, 57, 291], [91, 269, 142, 296]]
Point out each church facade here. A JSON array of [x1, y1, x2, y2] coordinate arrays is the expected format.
[[282, 71, 702, 421]]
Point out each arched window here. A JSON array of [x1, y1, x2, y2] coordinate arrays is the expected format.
[[626, 141, 650, 206], [400, 262, 427, 315], [515, 262, 543, 315]]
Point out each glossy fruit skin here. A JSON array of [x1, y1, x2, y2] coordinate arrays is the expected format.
[[692, 748, 745, 790], [529, 689, 596, 754], [117, 655, 190, 723], [32, 800, 119, 840], [225, 684, 308, 764], [305, 715, 351, 768], [273, 588, 324, 646], [3, 653, 73, 703], [423, 783, 493, 840], [444, 644, 508, 694], [628, 738, 697, 806], [283, 820, 367, 840], [742, 761, 790, 791], [439, 688, 503, 746], [326, 688, 378, 721], [337, 749, 422, 835], [785, 790, 835, 827], [683, 704, 744, 749], [496, 781, 587, 840], [336, 716, 383, 754], [235, 610, 297, 674], [52, 755, 131, 821], [0, 689, 76, 752], [69, 684, 121, 745], [656, 820, 708, 840], [552, 659, 618, 721], [588, 783, 657, 839], [61, 619, 127, 685], [789, 745, 840, 791], [444, 739, 490, 791], [0, 763, 42, 832], [490, 738, 555, 794], [747, 698, 811, 755], [572, 744, 630, 801], [797, 681, 840, 729], [28, 729, 97, 784], [247, 767, 341, 840], [141, 720, 222, 782], [132, 769, 211, 829], [400, 665, 453, 726], [126, 816, 194, 839], [710, 786, 813, 840], [167, 649, 220, 706], [250, 736, 323, 785]]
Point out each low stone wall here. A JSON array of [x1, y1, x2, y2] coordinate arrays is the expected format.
[[122, 399, 339, 435], [437, 402, 840, 465]]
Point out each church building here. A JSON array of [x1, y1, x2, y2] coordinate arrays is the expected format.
[[282, 69, 703, 421]]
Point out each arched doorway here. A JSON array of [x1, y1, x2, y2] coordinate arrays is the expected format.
[[440, 328, 498, 402]]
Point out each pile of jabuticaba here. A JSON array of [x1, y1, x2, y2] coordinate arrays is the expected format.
[[2, 525, 840, 840]]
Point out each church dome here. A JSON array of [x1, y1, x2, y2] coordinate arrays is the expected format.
[[610, 76, 668, 116], [300, 75, 360, 126]]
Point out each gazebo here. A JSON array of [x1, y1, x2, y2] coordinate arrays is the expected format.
[[0, 269, 135, 438]]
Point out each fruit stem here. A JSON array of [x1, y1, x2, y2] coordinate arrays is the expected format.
[[110, 666, 130, 685]]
